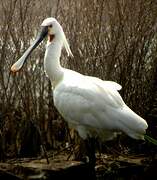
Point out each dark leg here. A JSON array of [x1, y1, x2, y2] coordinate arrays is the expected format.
[[85, 137, 96, 180]]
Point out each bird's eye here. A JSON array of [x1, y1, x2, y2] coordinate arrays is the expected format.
[[49, 24, 53, 28]]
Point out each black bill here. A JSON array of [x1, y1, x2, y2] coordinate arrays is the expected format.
[[11, 26, 48, 72]]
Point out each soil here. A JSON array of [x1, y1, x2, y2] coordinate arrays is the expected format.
[[0, 152, 156, 180]]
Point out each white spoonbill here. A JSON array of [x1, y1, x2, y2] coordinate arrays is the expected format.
[[11, 17, 148, 168]]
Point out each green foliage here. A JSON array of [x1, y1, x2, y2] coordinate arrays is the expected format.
[[144, 135, 157, 145]]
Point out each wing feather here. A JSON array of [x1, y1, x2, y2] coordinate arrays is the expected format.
[[53, 70, 147, 140]]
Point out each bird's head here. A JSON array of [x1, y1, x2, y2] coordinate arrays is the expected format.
[[11, 17, 73, 73], [41, 17, 62, 42]]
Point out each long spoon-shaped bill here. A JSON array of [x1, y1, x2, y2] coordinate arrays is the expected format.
[[11, 26, 48, 72]]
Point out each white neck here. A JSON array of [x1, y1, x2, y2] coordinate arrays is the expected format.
[[44, 36, 64, 86]]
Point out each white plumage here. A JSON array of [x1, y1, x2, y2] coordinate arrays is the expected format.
[[11, 17, 148, 143], [53, 69, 147, 141]]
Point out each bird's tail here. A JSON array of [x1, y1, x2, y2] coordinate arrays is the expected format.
[[115, 106, 148, 140]]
